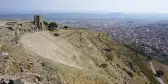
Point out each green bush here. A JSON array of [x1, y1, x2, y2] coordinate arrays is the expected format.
[[156, 70, 164, 77], [43, 21, 49, 26], [54, 33, 60, 37], [48, 22, 58, 31], [64, 26, 69, 29]]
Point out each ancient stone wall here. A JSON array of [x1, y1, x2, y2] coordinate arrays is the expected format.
[[34, 15, 44, 30]]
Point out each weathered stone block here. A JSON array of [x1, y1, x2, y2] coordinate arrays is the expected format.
[[34, 15, 44, 30]]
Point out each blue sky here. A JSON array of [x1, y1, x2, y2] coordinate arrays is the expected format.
[[0, 0, 168, 13]]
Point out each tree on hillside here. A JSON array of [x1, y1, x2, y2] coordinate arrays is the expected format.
[[48, 22, 58, 31], [147, 56, 152, 61], [156, 70, 164, 77], [64, 26, 69, 29], [43, 21, 49, 26]]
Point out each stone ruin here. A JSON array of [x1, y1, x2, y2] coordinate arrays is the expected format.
[[1, 15, 45, 44], [34, 15, 44, 30]]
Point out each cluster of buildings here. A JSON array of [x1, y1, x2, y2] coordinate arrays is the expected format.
[[58, 19, 168, 63]]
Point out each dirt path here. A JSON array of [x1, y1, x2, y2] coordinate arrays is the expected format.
[[20, 31, 83, 69]]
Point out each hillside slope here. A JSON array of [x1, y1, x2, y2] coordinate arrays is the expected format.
[[19, 28, 151, 84], [0, 23, 156, 84]]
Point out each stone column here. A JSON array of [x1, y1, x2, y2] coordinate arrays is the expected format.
[[34, 15, 44, 30]]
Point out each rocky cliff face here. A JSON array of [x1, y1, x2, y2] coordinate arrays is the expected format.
[[0, 21, 154, 84]]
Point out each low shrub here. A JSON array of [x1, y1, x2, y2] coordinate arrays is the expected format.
[[99, 63, 107, 68], [64, 26, 69, 29], [54, 33, 60, 37]]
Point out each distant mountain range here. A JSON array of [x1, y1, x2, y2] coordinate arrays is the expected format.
[[1, 12, 168, 20]]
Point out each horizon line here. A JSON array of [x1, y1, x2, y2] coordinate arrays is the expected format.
[[1, 11, 168, 15]]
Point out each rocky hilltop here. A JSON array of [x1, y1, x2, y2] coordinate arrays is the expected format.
[[0, 20, 157, 84]]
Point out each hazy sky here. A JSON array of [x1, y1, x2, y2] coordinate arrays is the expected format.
[[1, 0, 168, 13]]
